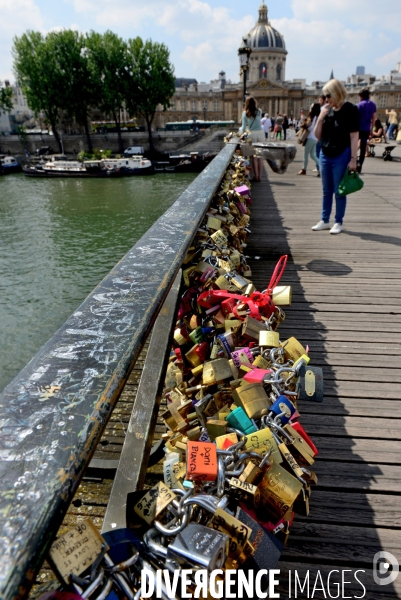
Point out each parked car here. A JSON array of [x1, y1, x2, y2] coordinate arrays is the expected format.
[[123, 146, 145, 157]]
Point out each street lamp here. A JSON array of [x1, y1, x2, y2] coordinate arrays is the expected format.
[[238, 38, 252, 104]]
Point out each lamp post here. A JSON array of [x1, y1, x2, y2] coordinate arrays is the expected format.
[[238, 38, 252, 104]]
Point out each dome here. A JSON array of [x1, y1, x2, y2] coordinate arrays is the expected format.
[[244, 2, 286, 51]]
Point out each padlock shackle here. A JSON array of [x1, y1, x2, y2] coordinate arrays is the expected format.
[[266, 254, 288, 295]]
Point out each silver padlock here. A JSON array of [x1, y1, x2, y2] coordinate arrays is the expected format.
[[167, 523, 228, 572]]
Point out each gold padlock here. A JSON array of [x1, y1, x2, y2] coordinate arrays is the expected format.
[[280, 337, 307, 362], [283, 424, 315, 466], [259, 330, 280, 348], [232, 382, 270, 419], [239, 461, 263, 485], [215, 432, 238, 450], [252, 354, 271, 370], [207, 216, 223, 231], [241, 316, 267, 342], [272, 285, 292, 306], [245, 428, 282, 464], [258, 463, 303, 518], [206, 419, 227, 441], [203, 359, 233, 385]]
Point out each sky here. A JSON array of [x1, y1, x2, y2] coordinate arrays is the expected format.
[[1, 0, 400, 86]]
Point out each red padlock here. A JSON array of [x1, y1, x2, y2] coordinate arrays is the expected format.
[[290, 421, 318, 456]]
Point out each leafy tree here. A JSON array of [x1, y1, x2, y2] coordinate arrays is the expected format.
[[46, 30, 98, 153], [126, 38, 175, 152], [13, 31, 64, 152], [86, 31, 130, 153], [0, 81, 13, 114]]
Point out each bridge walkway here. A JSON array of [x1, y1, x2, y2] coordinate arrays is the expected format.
[[247, 143, 401, 599]]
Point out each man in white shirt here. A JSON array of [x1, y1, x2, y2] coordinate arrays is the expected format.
[[261, 113, 272, 139]]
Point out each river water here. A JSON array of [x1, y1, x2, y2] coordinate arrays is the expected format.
[[0, 172, 197, 392]]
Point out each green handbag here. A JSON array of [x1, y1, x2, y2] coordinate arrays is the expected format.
[[337, 168, 364, 196]]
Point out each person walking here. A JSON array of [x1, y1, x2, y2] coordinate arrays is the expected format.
[[261, 113, 272, 139], [386, 108, 398, 140], [297, 103, 320, 176], [357, 88, 376, 173], [312, 78, 359, 235], [274, 113, 284, 139], [282, 115, 289, 140], [239, 96, 265, 182]]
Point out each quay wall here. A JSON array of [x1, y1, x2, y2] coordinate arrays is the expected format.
[[0, 130, 204, 156]]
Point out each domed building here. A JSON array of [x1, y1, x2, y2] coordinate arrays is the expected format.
[[242, 1, 287, 85]]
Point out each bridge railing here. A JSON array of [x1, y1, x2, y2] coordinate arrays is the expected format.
[[0, 141, 236, 600]]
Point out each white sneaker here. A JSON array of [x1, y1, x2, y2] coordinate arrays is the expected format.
[[330, 223, 342, 234], [312, 168, 318, 172], [311, 220, 331, 231]]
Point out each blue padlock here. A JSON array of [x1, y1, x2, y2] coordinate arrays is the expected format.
[[102, 528, 141, 566], [269, 395, 296, 425], [226, 406, 258, 435]]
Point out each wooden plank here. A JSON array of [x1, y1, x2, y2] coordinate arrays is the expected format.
[[102, 272, 181, 533]]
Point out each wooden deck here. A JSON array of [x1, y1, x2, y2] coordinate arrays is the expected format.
[[31, 144, 401, 599], [247, 143, 401, 599]]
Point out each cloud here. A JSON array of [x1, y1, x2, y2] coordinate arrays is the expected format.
[[376, 48, 401, 69], [0, 0, 44, 80]]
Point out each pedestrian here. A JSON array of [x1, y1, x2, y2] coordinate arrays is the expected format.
[[314, 94, 328, 171], [356, 88, 376, 173], [282, 114, 289, 140], [312, 78, 359, 235], [299, 109, 306, 126], [385, 108, 398, 140], [274, 113, 284, 140], [297, 103, 320, 176], [239, 96, 265, 182], [261, 113, 272, 140]]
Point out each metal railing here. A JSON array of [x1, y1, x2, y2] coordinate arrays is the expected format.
[[0, 141, 236, 600]]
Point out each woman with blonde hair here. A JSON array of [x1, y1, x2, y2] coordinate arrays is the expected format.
[[312, 79, 359, 234], [239, 96, 265, 182]]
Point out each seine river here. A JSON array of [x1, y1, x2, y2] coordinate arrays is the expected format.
[[0, 171, 197, 392]]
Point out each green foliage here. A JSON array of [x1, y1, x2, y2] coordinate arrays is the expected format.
[[0, 81, 13, 114], [126, 38, 175, 149], [17, 125, 27, 144]]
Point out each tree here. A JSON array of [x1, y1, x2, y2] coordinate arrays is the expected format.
[[0, 81, 13, 114], [46, 30, 98, 153], [126, 38, 175, 152], [86, 31, 130, 153], [13, 32, 64, 152]]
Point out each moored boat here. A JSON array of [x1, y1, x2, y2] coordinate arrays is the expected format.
[[22, 155, 153, 178], [0, 155, 22, 174]]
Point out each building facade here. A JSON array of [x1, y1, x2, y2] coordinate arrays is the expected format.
[[155, 1, 401, 129]]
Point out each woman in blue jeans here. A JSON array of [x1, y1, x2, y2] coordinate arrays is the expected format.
[[312, 79, 359, 234]]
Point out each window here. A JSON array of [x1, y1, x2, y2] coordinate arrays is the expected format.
[[181, 99, 186, 111], [276, 64, 282, 81], [170, 100, 176, 110], [233, 101, 238, 108], [379, 94, 387, 108], [202, 100, 207, 109], [259, 63, 267, 79], [395, 94, 401, 108], [191, 99, 197, 111], [214, 99, 220, 111]]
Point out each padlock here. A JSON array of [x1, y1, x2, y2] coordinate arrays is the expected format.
[[269, 395, 297, 424], [232, 382, 270, 419], [228, 477, 261, 508], [283, 423, 315, 466], [215, 432, 238, 449], [134, 482, 177, 525], [226, 406, 257, 435], [189, 326, 205, 345], [245, 428, 282, 464], [296, 365, 324, 402], [239, 461, 263, 485], [279, 336, 306, 362], [206, 419, 227, 441], [272, 285, 292, 306], [217, 332, 235, 357], [208, 507, 252, 559], [277, 440, 306, 479], [186, 440, 218, 481], [293, 486, 310, 516], [257, 462, 303, 518], [167, 523, 228, 572], [243, 368, 273, 385], [185, 341, 209, 367], [292, 353, 311, 370], [207, 216, 223, 230], [173, 327, 190, 346], [290, 421, 318, 456], [210, 229, 228, 247], [252, 354, 271, 370], [231, 347, 254, 369], [202, 358, 233, 385], [259, 330, 280, 348]]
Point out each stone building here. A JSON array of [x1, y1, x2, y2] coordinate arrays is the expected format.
[[155, 1, 401, 129]]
